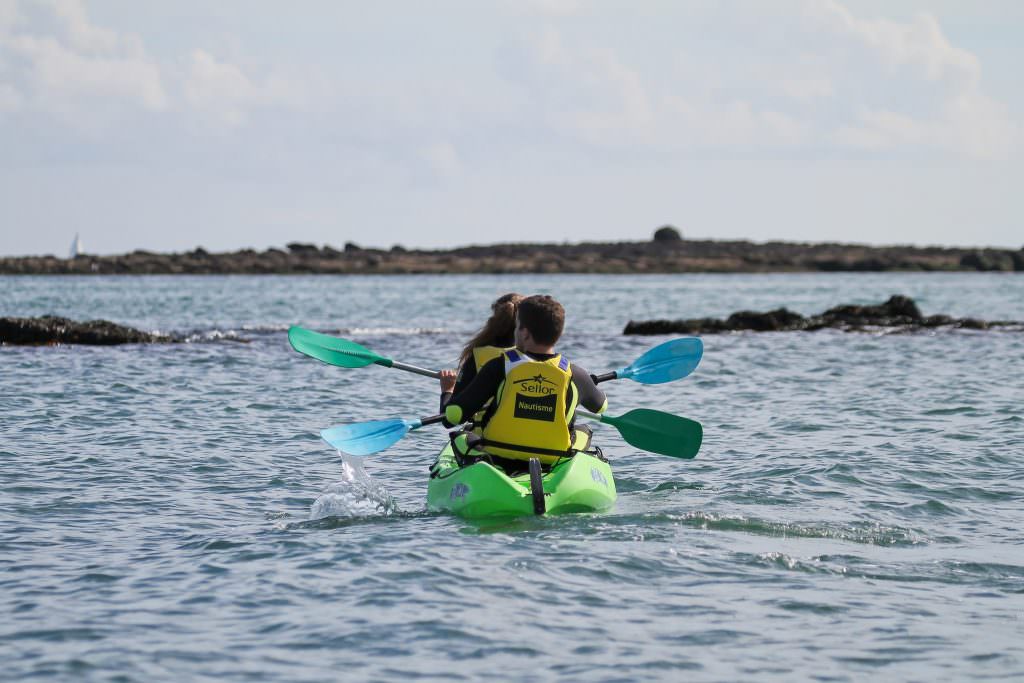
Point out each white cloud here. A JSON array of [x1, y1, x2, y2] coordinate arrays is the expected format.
[[1, 0, 166, 120], [942, 90, 1017, 160], [0, 0, 18, 36], [503, 2, 1018, 159], [504, 26, 654, 147], [0, 81, 22, 111], [8, 33, 166, 111], [839, 92, 1017, 160], [806, 0, 1018, 158], [663, 96, 810, 148], [508, 24, 811, 151], [419, 142, 462, 177], [47, 0, 120, 54], [182, 49, 318, 126], [780, 76, 834, 101], [0, 0, 319, 129], [1, 0, 1019, 168], [811, 0, 979, 86], [513, 0, 583, 17]]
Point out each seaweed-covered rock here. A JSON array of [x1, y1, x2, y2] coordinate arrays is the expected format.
[[725, 308, 806, 332], [0, 316, 173, 346], [624, 295, 1022, 335], [819, 295, 921, 325]]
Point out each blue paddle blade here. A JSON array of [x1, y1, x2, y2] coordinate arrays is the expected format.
[[618, 337, 703, 384], [320, 418, 420, 456]]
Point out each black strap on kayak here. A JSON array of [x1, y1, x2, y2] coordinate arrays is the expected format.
[[448, 430, 481, 467], [476, 438, 577, 460]]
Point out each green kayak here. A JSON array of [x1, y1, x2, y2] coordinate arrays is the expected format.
[[426, 433, 617, 518]]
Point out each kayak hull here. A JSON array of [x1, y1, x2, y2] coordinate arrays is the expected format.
[[427, 442, 616, 518]]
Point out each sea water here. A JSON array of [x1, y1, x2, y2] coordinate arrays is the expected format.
[[1, 273, 1022, 681]]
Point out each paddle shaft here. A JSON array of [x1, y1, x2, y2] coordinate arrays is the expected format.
[[416, 414, 446, 428], [293, 326, 697, 385], [391, 361, 442, 379]]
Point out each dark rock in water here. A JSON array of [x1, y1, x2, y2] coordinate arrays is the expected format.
[[623, 295, 1023, 335], [0, 316, 174, 346], [819, 294, 922, 325], [725, 308, 807, 332], [623, 318, 711, 335]]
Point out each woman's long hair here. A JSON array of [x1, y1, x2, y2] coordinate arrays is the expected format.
[[458, 293, 523, 369]]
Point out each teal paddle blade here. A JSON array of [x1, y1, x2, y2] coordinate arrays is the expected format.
[[288, 326, 392, 369], [617, 337, 703, 384], [320, 418, 420, 456], [599, 408, 702, 459]]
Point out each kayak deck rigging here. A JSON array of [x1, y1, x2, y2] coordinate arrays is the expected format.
[[427, 436, 617, 518]]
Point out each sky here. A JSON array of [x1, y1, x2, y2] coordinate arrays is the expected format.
[[0, 0, 1021, 256]]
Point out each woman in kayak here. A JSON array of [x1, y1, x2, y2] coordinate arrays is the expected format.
[[439, 292, 522, 412]]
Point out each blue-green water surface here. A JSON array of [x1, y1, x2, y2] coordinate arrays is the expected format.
[[2, 273, 1023, 681]]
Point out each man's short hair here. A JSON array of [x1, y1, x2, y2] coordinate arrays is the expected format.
[[518, 295, 564, 346]]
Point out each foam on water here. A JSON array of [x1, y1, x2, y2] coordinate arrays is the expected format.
[[309, 452, 399, 519]]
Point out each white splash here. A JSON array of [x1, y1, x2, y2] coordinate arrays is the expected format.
[[309, 452, 398, 519]]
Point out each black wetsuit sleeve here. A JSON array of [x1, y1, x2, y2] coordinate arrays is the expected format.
[[454, 361, 477, 395], [571, 364, 607, 413], [443, 357, 504, 428], [439, 359, 479, 413]]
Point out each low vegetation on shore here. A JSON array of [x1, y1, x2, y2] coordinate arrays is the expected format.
[[3, 229, 1023, 275]]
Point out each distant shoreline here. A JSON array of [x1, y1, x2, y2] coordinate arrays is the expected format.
[[2, 237, 1023, 274]]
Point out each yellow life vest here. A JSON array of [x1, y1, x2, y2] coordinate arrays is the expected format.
[[481, 350, 578, 464], [471, 345, 509, 372], [464, 345, 512, 429]]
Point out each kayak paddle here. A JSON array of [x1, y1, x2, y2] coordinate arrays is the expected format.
[[288, 326, 440, 379], [577, 408, 703, 459], [321, 408, 701, 459], [591, 337, 703, 385], [290, 326, 700, 385], [321, 414, 445, 456]]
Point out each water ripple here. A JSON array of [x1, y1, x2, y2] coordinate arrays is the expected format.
[[3, 273, 1024, 681]]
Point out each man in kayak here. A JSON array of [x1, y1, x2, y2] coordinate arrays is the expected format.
[[438, 292, 522, 414], [441, 294, 608, 472]]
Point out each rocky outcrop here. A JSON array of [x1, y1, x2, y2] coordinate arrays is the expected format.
[[653, 225, 683, 242], [0, 316, 174, 345], [623, 295, 1022, 335], [2, 239, 1022, 275]]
